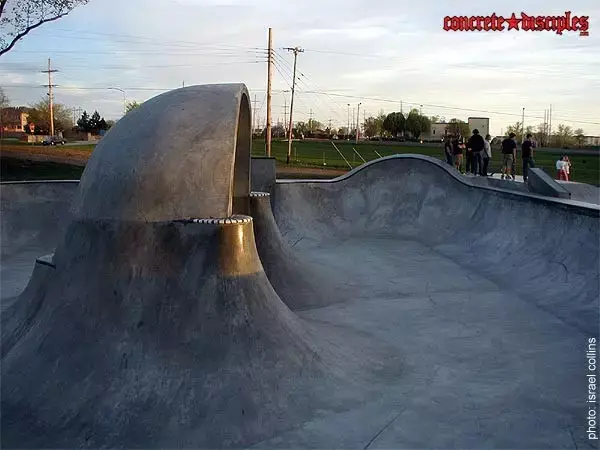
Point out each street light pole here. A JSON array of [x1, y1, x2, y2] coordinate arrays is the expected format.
[[108, 87, 126, 116], [347, 103, 350, 140], [356, 102, 361, 144]]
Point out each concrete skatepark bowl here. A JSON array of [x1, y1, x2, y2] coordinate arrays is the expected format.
[[1, 84, 599, 449]]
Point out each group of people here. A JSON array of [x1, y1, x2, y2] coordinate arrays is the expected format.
[[443, 129, 492, 177], [444, 130, 574, 183]]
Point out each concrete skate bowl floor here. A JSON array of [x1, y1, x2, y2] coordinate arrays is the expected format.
[[1, 153, 599, 448]]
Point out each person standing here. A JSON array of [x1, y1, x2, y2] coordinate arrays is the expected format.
[[521, 133, 536, 182], [468, 129, 485, 176], [556, 157, 567, 180], [482, 134, 492, 176], [501, 132, 517, 180], [465, 137, 473, 174], [452, 135, 463, 172], [444, 136, 454, 166]]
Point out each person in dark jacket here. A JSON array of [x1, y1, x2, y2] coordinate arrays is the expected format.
[[521, 133, 536, 182], [501, 132, 517, 180], [465, 137, 473, 174], [467, 129, 485, 176], [443, 136, 454, 166]]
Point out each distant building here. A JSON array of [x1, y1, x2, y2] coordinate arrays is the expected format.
[[467, 117, 490, 137], [1, 107, 29, 132], [583, 136, 600, 147], [421, 122, 449, 141]]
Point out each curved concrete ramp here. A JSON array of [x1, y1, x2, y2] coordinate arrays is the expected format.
[[0, 84, 402, 448]]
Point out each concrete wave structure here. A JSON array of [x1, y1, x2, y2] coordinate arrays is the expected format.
[[1, 84, 599, 448]]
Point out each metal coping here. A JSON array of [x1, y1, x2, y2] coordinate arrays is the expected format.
[[249, 192, 270, 197], [176, 215, 253, 224]]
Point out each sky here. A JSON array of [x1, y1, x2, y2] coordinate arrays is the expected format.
[[1, 0, 599, 136]]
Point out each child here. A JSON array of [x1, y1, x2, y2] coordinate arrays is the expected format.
[[556, 156, 568, 181]]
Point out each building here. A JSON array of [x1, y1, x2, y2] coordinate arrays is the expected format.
[[1, 107, 29, 132], [583, 136, 600, 147], [421, 122, 449, 142], [467, 117, 490, 137]]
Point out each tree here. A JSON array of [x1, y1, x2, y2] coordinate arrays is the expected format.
[[574, 128, 585, 148], [98, 118, 108, 131], [429, 115, 441, 123], [337, 126, 348, 137], [445, 118, 470, 138], [363, 116, 380, 138], [0, 0, 90, 56], [293, 121, 308, 138], [551, 124, 575, 148], [89, 110, 101, 130], [77, 110, 90, 131], [0, 87, 8, 109], [105, 120, 115, 129], [382, 112, 405, 137], [405, 109, 430, 139], [125, 101, 141, 113], [27, 97, 71, 134], [505, 122, 523, 142], [307, 118, 322, 133]]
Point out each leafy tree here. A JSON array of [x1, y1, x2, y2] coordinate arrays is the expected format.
[[430, 115, 441, 123], [382, 112, 405, 137], [307, 118, 322, 133], [98, 118, 108, 131], [77, 110, 90, 131], [27, 97, 71, 134], [105, 120, 115, 129], [89, 110, 101, 130], [405, 109, 430, 139], [505, 122, 533, 142], [445, 118, 470, 138], [363, 116, 380, 138], [574, 128, 585, 147], [293, 121, 308, 138], [337, 126, 348, 137], [125, 100, 141, 113], [551, 124, 575, 148], [0, 0, 90, 56]]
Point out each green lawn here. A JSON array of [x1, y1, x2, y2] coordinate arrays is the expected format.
[[252, 139, 600, 185], [0, 158, 84, 181]]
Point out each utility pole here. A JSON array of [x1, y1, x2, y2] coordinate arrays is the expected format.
[[549, 104, 552, 146], [400, 100, 403, 114], [347, 104, 350, 139], [252, 94, 258, 135], [352, 108, 355, 138], [41, 58, 58, 136], [284, 45, 303, 164], [522, 107, 525, 141], [356, 102, 361, 144], [283, 97, 287, 136], [309, 108, 313, 132], [543, 109, 547, 146], [265, 28, 273, 156]]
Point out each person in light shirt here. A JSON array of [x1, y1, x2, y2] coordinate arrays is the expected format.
[[556, 156, 570, 181]]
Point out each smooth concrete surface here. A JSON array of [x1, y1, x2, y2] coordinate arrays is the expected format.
[[1, 110, 599, 448], [72, 84, 251, 221], [528, 167, 572, 199], [250, 157, 277, 194], [0, 181, 78, 305]]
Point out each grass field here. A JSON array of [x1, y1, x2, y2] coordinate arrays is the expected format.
[[252, 139, 600, 185], [1, 139, 597, 185]]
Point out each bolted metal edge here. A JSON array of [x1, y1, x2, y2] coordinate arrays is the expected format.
[[249, 191, 270, 198]]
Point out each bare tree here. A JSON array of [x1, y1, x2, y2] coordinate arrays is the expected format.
[[0, 87, 9, 108], [0, 0, 90, 57]]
